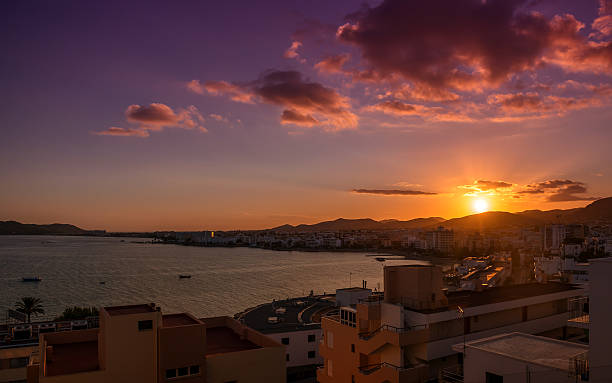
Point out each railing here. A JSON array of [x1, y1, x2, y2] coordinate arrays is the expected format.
[[1, 316, 99, 347], [358, 362, 418, 375], [358, 324, 427, 340], [439, 365, 464, 383]]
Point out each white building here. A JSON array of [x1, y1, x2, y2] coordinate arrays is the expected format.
[[454, 332, 588, 383]]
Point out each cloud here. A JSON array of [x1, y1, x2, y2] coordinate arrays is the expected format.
[[203, 70, 358, 131], [204, 81, 256, 103], [389, 83, 460, 102], [209, 113, 228, 123], [336, 0, 612, 92], [366, 100, 472, 122], [460, 178, 597, 201], [93, 127, 149, 138], [186, 79, 205, 95], [352, 189, 437, 196], [96, 103, 206, 138], [280, 109, 319, 126], [283, 41, 306, 63], [315, 54, 350, 74]]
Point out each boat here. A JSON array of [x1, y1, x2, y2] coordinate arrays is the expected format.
[[22, 277, 42, 282], [179, 275, 192, 279], [375, 257, 386, 262]]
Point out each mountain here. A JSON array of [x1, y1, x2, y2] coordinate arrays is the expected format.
[[267, 197, 612, 233], [0, 221, 89, 235], [268, 217, 445, 232]]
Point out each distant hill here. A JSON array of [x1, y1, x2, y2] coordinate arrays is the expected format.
[[433, 211, 542, 231], [267, 197, 612, 233], [268, 217, 446, 232], [0, 221, 89, 235]]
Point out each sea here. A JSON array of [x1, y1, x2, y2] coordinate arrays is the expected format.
[[0, 235, 414, 320]]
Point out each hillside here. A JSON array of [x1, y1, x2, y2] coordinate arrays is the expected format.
[[0, 221, 89, 235], [268, 217, 445, 232], [433, 211, 543, 231]]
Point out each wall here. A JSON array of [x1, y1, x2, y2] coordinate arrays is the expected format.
[[206, 346, 285, 383], [267, 329, 322, 367], [589, 258, 612, 381], [157, 322, 206, 383]]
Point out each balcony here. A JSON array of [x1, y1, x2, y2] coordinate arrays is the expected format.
[[357, 325, 429, 354], [357, 362, 428, 383]]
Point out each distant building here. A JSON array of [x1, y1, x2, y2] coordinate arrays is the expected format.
[[426, 227, 454, 253], [27, 303, 285, 383]]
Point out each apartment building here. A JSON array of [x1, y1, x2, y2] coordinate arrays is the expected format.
[[426, 227, 454, 253], [27, 303, 285, 383], [317, 264, 584, 383]]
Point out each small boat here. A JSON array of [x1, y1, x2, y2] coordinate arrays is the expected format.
[[179, 275, 192, 279], [22, 277, 42, 282], [375, 257, 386, 262]]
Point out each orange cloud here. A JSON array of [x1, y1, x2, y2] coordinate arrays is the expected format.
[[94, 127, 149, 138]]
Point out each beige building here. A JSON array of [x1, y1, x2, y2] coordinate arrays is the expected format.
[[317, 264, 584, 383], [26, 303, 285, 383]]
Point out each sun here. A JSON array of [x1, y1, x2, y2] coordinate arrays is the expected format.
[[473, 198, 489, 214]]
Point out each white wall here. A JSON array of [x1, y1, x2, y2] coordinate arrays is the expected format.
[[267, 329, 322, 367]]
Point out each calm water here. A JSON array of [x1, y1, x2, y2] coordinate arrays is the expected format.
[[0, 235, 393, 319]]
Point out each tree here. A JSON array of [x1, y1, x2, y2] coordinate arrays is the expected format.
[[15, 297, 45, 323], [55, 306, 99, 321]]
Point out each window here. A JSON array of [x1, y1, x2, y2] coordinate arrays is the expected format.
[[308, 350, 316, 359], [166, 369, 177, 379], [327, 359, 333, 377], [281, 337, 290, 345], [286, 354, 290, 361], [177, 367, 189, 377], [486, 372, 503, 383], [138, 320, 153, 331], [351, 344, 355, 353], [308, 334, 316, 342], [326, 331, 334, 348], [9, 357, 29, 368], [352, 375, 355, 383], [189, 365, 200, 375]]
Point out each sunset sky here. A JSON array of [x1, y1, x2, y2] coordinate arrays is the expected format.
[[1, 0, 611, 231]]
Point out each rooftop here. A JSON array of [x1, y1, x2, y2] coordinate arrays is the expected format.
[[46, 341, 99, 376], [162, 313, 200, 327], [414, 282, 580, 313], [105, 304, 156, 316], [336, 287, 371, 292], [204, 326, 260, 356], [460, 332, 588, 371], [239, 296, 335, 334]]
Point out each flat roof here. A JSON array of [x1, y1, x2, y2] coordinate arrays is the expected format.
[[105, 304, 156, 316], [336, 287, 371, 292], [239, 296, 335, 334], [162, 313, 200, 327], [462, 333, 588, 371], [46, 341, 99, 376], [205, 326, 260, 356], [415, 282, 580, 313]]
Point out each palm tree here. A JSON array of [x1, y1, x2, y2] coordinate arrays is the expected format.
[[15, 297, 45, 323]]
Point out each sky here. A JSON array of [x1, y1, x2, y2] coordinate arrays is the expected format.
[[1, 0, 611, 231]]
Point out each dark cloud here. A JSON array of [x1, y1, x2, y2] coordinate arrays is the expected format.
[[519, 179, 596, 201], [337, 0, 612, 92], [203, 70, 357, 130], [474, 180, 514, 190], [97, 103, 206, 138], [352, 189, 437, 196]]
